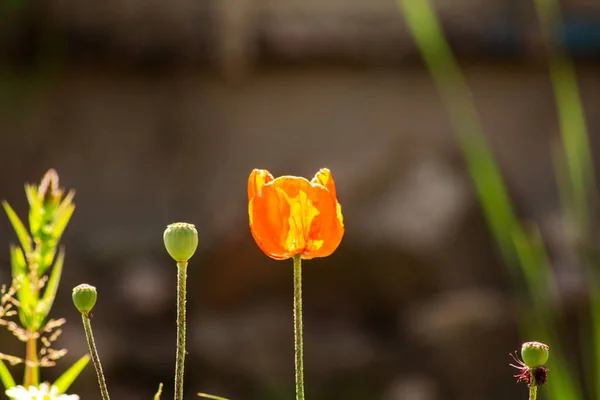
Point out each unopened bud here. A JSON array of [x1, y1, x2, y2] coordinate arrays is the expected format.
[[72, 284, 97, 314], [521, 341, 549, 368], [163, 222, 198, 262]]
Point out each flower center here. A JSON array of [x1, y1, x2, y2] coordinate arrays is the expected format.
[[277, 188, 321, 252]]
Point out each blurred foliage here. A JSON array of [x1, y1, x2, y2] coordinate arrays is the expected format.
[[397, 0, 598, 399], [0, 0, 64, 117]]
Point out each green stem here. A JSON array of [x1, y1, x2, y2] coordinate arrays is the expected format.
[[529, 385, 537, 400], [82, 314, 110, 400], [25, 272, 40, 387], [292, 255, 305, 400], [174, 261, 188, 400], [24, 333, 39, 386]]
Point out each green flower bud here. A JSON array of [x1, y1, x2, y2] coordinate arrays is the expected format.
[[72, 284, 97, 314], [163, 222, 198, 262], [521, 341, 549, 368]]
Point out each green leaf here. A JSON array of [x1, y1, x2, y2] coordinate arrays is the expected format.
[[9, 245, 26, 279], [0, 358, 16, 390], [52, 203, 75, 242], [53, 354, 90, 394], [57, 189, 75, 214], [38, 248, 65, 323], [28, 211, 43, 241], [9, 245, 34, 322], [24, 184, 38, 207], [2, 201, 32, 253], [40, 246, 57, 276], [25, 184, 43, 236]]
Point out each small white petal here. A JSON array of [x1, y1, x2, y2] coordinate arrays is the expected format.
[[5, 383, 79, 400]]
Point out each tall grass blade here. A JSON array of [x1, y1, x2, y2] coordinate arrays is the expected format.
[[395, 0, 582, 398]]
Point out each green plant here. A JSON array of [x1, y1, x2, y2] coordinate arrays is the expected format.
[[163, 222, 198, 400], [511, 342, 550, 400], [247, 168, 345, 400], [72, 284, 109, 400], [396, 0, 595, 398], [1, 169, 89, 399], [72, 221, 227, 400]]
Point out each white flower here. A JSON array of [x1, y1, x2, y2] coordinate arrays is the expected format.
[[6, 382, 79, 400]]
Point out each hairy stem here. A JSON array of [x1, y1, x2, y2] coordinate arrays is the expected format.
[[174, 261, 188, 400], [529, 384, 537, 400], [82, 314, 110, 400], [293, 255, 305, 400], [24, 333, 38, 386]]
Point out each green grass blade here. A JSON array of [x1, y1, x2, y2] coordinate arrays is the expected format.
[[53, 354, 90, 394], [197, 393, 229, 400], [513, 227, 582, 399], [552, 141, 596, 398], [0, 358, 16, 390], [532, 1, 597, 398], [395, 0, 520, 269], [2, 201, 32, 253], [552, 57, 594, 218], [395, 1, 582, 398], [532, 0, 595, 228], [459, 136, 521, 268], [588, 280, 600, 400], [512, 225, 561, 317]]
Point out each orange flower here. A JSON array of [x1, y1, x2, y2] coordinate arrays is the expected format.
[[248, 168, 344, 260]]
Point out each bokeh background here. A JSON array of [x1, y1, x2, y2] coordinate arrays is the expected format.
[[1, 0, 600, 399]]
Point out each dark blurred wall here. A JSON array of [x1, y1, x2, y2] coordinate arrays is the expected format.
[[1, 1, 600, 399]]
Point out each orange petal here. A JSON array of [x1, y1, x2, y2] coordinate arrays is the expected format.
[[304, 201, 344, 259], [268, 176, 315, 255], [248, 169, 344, 260], [249, 183, 292, 260], [304, 168, 344, 258], [311, 168, 337, 198], [248, 198, 291, 260], [248, 169, 274, 201]]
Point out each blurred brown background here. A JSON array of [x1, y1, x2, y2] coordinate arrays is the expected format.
[[1, 0, 600, 399]]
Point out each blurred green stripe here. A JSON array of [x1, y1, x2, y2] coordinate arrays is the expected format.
[[396, 0, 583, 398]]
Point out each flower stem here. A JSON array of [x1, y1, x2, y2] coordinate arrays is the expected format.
[[292, 255, 305, 400], [174, 261, 188, 400], [529, 385, 537, 400], [82, 314, 110, 400], [24, 332, 39, 386]]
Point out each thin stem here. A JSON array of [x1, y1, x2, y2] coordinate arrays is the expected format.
[[529, 372, 538, 400], [529, 385, 537, 400], [25, 270, 40, 387], [24, 332, 39, 386], [292, 255, 305, 400], [82, 314, 110, 400], [174, 261, 188, 400]]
